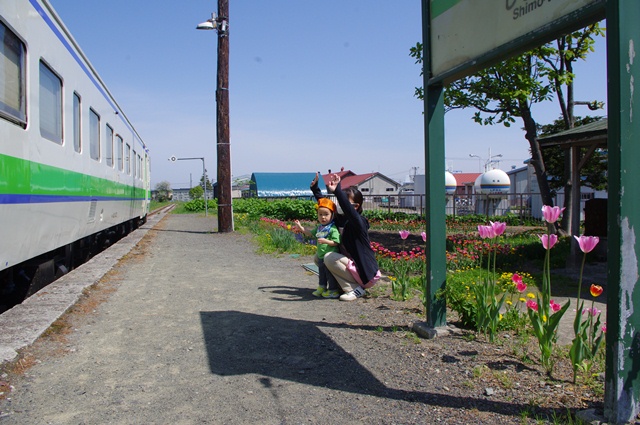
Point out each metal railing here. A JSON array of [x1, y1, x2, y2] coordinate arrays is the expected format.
[[356, 192, 550, 220]]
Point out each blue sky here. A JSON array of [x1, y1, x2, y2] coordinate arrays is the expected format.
[[48, 1, 607, 188]]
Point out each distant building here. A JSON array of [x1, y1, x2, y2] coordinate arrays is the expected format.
[[248, 172, 327, 198], [321, 169, 400, 206], [413, 173, 481, 198], [170, 188, 213, 202], [506, 160, 606, 220]]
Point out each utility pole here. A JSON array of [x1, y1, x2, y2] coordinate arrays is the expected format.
[[216, 0, 233, 232], [196, 0, 233, 232]]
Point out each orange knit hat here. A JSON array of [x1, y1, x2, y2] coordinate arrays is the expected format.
[[316, 198, 336, 213]]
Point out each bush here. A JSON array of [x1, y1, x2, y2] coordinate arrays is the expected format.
[[189, 185, 204, 200], [442, 268, 534, 331], [184, 198, 218, 212], [233, 198, 316, 221]]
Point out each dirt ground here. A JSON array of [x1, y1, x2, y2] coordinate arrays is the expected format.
[[0, 217, 610, 424]]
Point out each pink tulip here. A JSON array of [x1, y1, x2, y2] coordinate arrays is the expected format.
[[580, 307, 600, 316], [586, 307, 601, 317], [526, 299, 538, 311], [538, 234, 558, 250], [574, 235, 600, 254], [550, 300, 561, 313], [478, 225, 495, 239], [490, 221, 507, 237], [542, 205, 565, 223], [512, 274, 527, 292], [602, 323, 607, 333], [399, 230, 410, 240], [421, 232, 427, 242]]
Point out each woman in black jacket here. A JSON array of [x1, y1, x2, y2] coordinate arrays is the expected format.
[[317, 173, 380, 301]]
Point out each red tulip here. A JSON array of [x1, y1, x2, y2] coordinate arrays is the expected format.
[[590, 284, 603, 297]]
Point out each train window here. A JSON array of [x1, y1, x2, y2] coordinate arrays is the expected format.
[[105, 124, 113, 167], [39, 61, 63, 144], [73, 93, 81, 152], [116, 135, 123, 171], [133, 150, 138, 178], [89, 108, 100, 161], [125, 143, 131, 174], [0, 21, 26, 126], [137, 154, 142, 180]]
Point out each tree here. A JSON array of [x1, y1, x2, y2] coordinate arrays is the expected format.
[[155, 181, 172, 202], [410, 23, 605, 233], [199, 173, 213, 191], [189, 184, 204, 200]]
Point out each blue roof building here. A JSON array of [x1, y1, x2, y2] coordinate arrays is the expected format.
[[249, 172, 326, 197]]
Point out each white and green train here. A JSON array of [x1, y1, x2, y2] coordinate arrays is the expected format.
[[1, 0, 150, 307]]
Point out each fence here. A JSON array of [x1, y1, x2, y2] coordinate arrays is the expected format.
[[356, 192, 550, 221], [250, 192, 549, 221]]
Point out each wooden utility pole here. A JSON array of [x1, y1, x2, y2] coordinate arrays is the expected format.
[[216, 0, 233, 232]]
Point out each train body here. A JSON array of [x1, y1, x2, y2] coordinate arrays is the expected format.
[[1, 0, 150, 304]]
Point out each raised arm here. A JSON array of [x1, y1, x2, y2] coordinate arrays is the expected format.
[[310, 172, 324, 201]]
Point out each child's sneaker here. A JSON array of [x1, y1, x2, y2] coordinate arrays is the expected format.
[[322, 290, 341, 299], [312, 286, 327, 297]]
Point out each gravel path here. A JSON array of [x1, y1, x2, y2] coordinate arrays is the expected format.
[[0, 214, 608, 424]]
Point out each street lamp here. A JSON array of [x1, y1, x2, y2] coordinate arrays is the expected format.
[[469, 151, 502, 172], [486, 153, 503, 170], [469, 154, 481, 172], [169, 156, 208, 216], [197, 1, 233, 233]]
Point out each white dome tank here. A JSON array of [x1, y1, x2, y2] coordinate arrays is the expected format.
[[475, 169, 510, 197], [445, 172, 457, 195]]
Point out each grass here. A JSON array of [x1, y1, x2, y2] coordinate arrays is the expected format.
[[493, 370, 514, 389], [149, 200, 173, 212], [405, 331, 422, 344], [472, 364, 488, 378]]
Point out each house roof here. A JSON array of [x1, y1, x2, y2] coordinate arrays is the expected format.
[[321, 171, 399, 188], [451, 172, 481, 186], [538, 117, 607, 148], [342, 172, 377, 187], [250, 172, 326, 197]]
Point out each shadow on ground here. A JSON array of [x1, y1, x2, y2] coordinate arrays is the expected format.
[[200, 310, 559, 419]]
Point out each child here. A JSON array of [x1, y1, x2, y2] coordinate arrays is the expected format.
[[294, 198, 341, 298]]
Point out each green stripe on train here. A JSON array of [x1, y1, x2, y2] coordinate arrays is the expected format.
[[0, 153, 147, 199]]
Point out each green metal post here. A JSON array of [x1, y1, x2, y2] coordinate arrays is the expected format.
[[421, 0, 447, 328], [605, 0, 640, 422]]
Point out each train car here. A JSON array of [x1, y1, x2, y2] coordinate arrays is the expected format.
[[0, 0, 150, 307]]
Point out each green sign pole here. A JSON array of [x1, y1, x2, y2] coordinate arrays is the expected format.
[[605, 0, 640, 422], [422, 0, 447, 328]]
